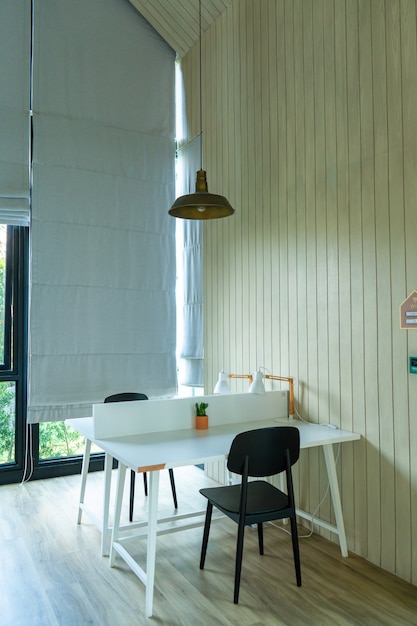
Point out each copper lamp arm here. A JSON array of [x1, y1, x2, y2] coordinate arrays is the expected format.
[[265, 375, 294, 419], [228, 373, 253, 384]]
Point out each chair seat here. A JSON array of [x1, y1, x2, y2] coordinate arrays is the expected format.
[[200, 481, 290, 518]]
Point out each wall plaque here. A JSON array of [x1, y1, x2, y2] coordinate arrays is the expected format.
[[400, 290, 417, 329]]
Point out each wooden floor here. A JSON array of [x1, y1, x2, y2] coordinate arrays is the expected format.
[[0, 466, 416, 626]]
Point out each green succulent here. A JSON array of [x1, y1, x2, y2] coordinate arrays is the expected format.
[[195, 402, 209, 416]]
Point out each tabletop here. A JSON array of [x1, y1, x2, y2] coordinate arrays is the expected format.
[[68, 417, 360, 473]]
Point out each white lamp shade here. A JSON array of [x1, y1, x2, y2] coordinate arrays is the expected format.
[[213, 371, 230, 394], [249, 370, 265, 394]]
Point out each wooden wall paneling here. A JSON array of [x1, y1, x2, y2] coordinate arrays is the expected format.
[[276, 0, 291, 386], [276, 0, 288, 382], [268, 0, 280, 379], [231, 0, 244, 381], [345, 0, 367, 558], [251, 2, 264, 372], [323, 0, 339, 531], [202, 35, 211, 390], [224, 6, 235, 385], [386, 0, 411, 584], [221, 9, 230, 364], [205, 27, 222, 390], [334, 0, 355, 547], [227, 0, 245, 387], [193, 0, 417, 584], [323, 0, 341, 439], [358, 0, 381, 567], [303, 0, 319, 427], [291, 0, 307, 507], [284, 0, 298, 389], [386, 3, 412, 580], [226, 1, 245, 389], [400, 0, 417, 585], [228, 3, 249, 390], [205, 9, 219, 390], [293, 0, 308, 417], [245, 0, 258, 378], [371, 0, 396, 576], [335, 0, 353, 433], [312, 0, 332, 534], [300, 0, 318, 516], [217, 16, 229, 380], [313, 0, 330, 427], [259, 0, 273, 373]]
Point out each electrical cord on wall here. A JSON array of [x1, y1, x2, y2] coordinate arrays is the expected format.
[[294, 405, 310, 423], [232, 374, 344, 540], [268, 442, 341, 539]]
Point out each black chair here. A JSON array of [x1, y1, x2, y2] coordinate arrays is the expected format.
[[104, 392, 178, 521], [199, 426, 301, 604]]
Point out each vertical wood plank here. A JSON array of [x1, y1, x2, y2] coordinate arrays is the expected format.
[[400, 0, 417, 585], [371, 0, 396, 576]]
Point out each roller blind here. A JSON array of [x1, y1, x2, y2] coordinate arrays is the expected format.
[[176, 136, 203, 387], [0, 0, 31, 226], [28, 0, 176, 422]]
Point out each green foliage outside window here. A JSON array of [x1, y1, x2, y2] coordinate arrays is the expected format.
[[0, 225, 6, 359], [0, 383, 15, 463], [0, 385, 86, 463], [38, 422, 85, 460]]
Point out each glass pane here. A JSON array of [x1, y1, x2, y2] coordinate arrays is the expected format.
[[38, 421, 101, 460], [0, 382, 16, 464], [0, 225, 7, 363]]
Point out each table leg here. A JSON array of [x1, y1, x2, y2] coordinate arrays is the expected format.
[[145, 470, 160, 618], [110, 461, 127, 567], [77, 438, 91, 524], [322, 443, 348, 557], [101, 452, 113, 556]]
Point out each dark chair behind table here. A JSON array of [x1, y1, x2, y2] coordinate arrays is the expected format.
[[104, 392, 178, 521], [199, 426, 301, 604]]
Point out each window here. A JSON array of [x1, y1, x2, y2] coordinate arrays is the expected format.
[[0, 226, 28, 483]]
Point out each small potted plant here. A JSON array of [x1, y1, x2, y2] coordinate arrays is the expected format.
[[195, 402, 209, 430]]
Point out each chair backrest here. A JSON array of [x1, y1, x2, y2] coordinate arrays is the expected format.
[[104, 392, 148, 403], [227, 427, 300, 477]]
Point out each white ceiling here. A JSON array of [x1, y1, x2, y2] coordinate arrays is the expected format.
[[128, 0, 232, 57]]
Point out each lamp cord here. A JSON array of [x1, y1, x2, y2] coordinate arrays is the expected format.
[[268, 442, 341, 539]]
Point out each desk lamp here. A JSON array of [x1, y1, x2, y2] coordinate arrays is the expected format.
[[249, 370, 295, 420], [213, 371, 253, 394]]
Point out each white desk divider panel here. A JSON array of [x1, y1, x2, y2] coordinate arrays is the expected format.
[[92, 390, 288, 439]]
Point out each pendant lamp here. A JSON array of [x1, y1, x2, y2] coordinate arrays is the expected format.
[[169, 0, 234, 220]]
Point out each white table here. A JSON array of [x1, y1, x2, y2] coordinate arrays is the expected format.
[[68, 415, 360, 617]]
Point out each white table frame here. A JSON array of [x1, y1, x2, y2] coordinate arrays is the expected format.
[[69, 416, 360, 617]]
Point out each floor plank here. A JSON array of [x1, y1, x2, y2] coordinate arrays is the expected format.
[[0, 466, 416, 625]]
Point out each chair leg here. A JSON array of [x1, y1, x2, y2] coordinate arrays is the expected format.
[[143, 472, 148, 496], [129, 470, 135, 522], [257, 522, 264, 555], [169, 468, 178, 509], [290, 514, 302, 587], [234, 518, 245, 604], [200, 502, 213, 569]]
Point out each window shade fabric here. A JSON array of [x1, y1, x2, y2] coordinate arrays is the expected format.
[[0, 0, 31, 226], [176, 136, 203, 387], [28, 0, 177, 423]]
